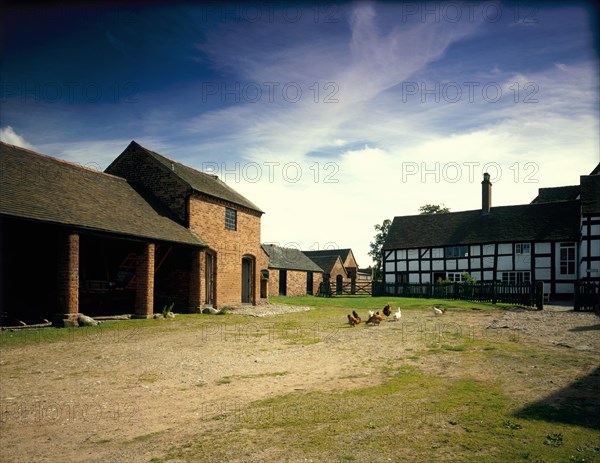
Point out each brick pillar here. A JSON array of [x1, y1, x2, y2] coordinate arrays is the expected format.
[[56, 231, 79, 326], [188, 248, 203, 312], [134, 243, 155, 318]]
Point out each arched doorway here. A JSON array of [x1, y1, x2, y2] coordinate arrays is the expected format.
[[336, 274, 343, 295]]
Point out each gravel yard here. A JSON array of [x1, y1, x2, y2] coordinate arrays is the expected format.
[[1, 301, 598, 462]]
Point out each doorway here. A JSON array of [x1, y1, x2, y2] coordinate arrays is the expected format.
[[241, 256, 254, 304], [205, 252, 215, 306], [279, 269, 287, 296]]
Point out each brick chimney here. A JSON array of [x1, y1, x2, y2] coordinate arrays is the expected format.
[[481, 172, 492, 214]]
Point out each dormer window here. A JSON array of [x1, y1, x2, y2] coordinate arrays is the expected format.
[[225, 207, 237, 230]]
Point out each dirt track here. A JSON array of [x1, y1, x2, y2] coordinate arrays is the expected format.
[[1, 304, 598, 463]]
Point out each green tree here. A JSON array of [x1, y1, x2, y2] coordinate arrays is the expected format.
[[368, 219, 391, 281], [418, 204, 450, 214]]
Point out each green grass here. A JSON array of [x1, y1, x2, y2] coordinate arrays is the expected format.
[[0, 296, 514, 348], [162, 361, 600, 462], [270, 295, 517, 311]]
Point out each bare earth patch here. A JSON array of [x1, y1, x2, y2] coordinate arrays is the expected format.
[[0, 303, 598, 462]]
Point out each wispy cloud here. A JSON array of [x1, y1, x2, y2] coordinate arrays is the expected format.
[[0, 126, 35, 150]]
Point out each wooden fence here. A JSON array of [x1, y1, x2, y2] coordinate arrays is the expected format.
[[372, 281, 544, 309], [574, 281, 600, 311], [317, 280, 372, 296]]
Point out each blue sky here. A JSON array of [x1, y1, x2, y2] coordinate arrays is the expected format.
[[2, 1, 599, 267]]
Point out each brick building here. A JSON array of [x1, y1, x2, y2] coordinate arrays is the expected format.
[[0, 141, 267, 326], [262, 244, 323, 296], [106, 141, 268, 309], [303, 248, 359, 290]]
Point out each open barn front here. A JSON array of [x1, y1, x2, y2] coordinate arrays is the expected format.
[[0, 217, 201, 326], [0, 217, 61, 325], [78, 236, 198, 317]]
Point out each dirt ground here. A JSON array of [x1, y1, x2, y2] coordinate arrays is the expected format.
[[0, 303, 598, 463]]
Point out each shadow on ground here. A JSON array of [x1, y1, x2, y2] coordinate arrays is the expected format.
[[514, 365, 600, 430]]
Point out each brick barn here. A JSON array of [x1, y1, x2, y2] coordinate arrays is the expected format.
[[262, 244, 324, 296], [303, 248, 359, 288], [0, 141, 267, 326]]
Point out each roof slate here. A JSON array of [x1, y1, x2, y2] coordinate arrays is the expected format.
[[304, 255, 343, 275], [531, 185, 580, 204], [383, 201, 581, 250], [303, 248, 353, 262], [0, 142, 206, 247], [262, 244, 323, 272], [580, 174, 600, 214], [129, 142, 263, 214]]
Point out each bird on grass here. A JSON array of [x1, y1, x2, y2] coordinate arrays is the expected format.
[[348, 311, 361, 326], [432, 306, 447, 317], [383, 304, 392, 317], [366, 312, 385, 325]]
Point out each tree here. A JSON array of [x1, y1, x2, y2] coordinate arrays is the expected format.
[[368, 219, 391, 281], [418, 203, 450, 214]]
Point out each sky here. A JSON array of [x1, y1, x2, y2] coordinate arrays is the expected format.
[[1, 1, 599, 268]]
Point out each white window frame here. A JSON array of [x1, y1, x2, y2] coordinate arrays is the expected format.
[[559, 242, 575, 275], [446, 272, 465, 282], [501, 271, 531, 284]]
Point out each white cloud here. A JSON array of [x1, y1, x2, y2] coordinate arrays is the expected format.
[[0, 126, 35, 150], [184, 4, 599, 267]]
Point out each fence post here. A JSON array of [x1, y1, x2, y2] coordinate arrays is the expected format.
[[492, 282, 497, 305], [535, 281, 544, 310]]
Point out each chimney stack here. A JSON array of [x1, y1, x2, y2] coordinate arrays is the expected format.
[[481, 172, 492, 215]]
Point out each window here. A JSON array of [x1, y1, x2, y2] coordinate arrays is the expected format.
[[501, 271, 531, 284], [225, 208, 237, 230], [431, 248, 443, 259], [446, 272, 464, 282], [515, 243, 531, 255], [559, 243, 575, 275], [445, 246, 468, 258], [395, 272, 408, 284]]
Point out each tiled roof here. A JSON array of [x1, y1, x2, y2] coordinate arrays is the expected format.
[[580, 174, 600, 214], [531, 185, 580, 204], [383, 201, 581, 250], [0, 142, 206, 247], [126, 141, 263, 213], [303, 248, 353, 263], [305, 255, 343, 275], [262, 244, 323, 272]]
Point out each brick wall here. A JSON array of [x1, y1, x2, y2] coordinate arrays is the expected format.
[[286, 270, 309, 296], [268, 269, 280, 296], [329, 258, 347, 282], [106, 143, 190, 223], [267, 269, 324, 296], [134, 242, 154, 318], [188, 195, 267, 307], [57, 231, 79, 321], [312, 272, 323, 296]]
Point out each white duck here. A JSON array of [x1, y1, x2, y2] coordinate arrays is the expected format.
[[432, 306, 446, 316], [392, 307, 402, 321]]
